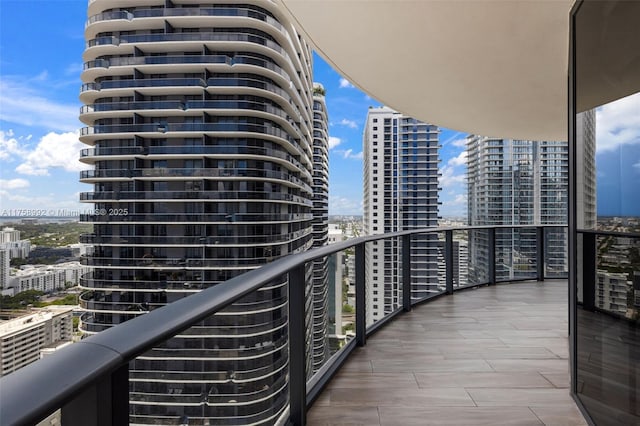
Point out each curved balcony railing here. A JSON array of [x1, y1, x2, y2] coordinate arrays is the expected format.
[[86, 7, 284, 33], [86, 32, 286, 56], [80, 145, 309, 174], [0, 225, 567, 426], [78, 212, 313, 224], [83, 54, 290, 83], [79, 168, 312, 192], [79, 191, 313, 209], [79, 229, 310, 246], [80, 99, 292, 122]]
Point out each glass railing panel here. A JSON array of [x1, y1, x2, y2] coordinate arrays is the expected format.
[[496, 227, 537, 281], [77, 274, 292, 425], [410, 232, 442, 302], [468, 229, 490, 285], [305, 248, 356, 383], [363, 237, 401, 327], [452, 228, 472, 290], [545, 227, 568, 278]]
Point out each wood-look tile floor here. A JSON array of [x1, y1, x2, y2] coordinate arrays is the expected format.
[[308, 280, 588, 426]]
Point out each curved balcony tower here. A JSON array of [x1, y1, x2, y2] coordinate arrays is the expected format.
[[310, 83, 329, 371], [78, 1, 315, 424]]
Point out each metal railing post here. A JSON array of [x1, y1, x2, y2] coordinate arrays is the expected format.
[[288, 265, 307, 426], [445, 230, 454, 294], [488, 228, 496, 285], [61, 364, 129, 426], [536, 226, 545, 281], [355, 242, 366, 347], [582, 232, 596, 311], [402, 234, 412, 311]]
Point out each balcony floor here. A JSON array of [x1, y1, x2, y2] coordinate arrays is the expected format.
[[308, 280, 587, 425]]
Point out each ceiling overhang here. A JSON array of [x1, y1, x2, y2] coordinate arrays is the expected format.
[[278, 0, 573, 140]]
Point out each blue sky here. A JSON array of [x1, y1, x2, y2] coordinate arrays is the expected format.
[[0, 1, 469, 218], [0, 2, 638, 218]]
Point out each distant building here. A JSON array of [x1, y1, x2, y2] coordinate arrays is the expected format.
[[363, 106, 440, 323], [0, 306, 74, 377], [0, 250, 9, 290], [596, 270, 629, 316], [8, 262, 89, 295], [0, 227, 31, 259], [467, 136, 569, 282], [436, 239, 469, 289], [0, 227, 20, 244], [327, 224, 343, 244], [576, 110, 597, 229]]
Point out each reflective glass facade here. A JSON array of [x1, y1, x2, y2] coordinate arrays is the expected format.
[[571, 2, 640, 424]]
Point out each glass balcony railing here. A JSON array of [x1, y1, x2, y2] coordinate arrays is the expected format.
[[0, 225, 567, 426], [86, 7, 284, 34]]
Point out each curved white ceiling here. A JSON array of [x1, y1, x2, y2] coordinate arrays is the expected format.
[[278, 0, 573, 141]]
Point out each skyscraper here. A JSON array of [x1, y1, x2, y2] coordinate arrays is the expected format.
[[78, 2, 321, 424], [310, 84, 330, 371], [363, 107, 440, 324], [467, 136, 569, 281]]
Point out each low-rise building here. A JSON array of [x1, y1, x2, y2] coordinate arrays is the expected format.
[[8, 262, 90, 295]]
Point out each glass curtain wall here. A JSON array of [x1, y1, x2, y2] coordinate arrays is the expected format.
[[571, 1, 640, 425]]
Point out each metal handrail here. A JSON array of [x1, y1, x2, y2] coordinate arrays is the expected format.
[[0, 224, 567, 426]]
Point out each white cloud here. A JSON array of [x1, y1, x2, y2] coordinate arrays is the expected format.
[[447, 151, 467, 167], [329, 196, 362, 216], [0, 178, 30, 190], [452, 194, 467, 205], [335, 149, 363, 160], [15, 131, 85, 176], [634, 161, 640, 172], [0, 75, 79, 132], [339, 118, 358, 129], [441, 131, 467, 148], [595, 92, 640, 153], [339, 78, 354, 89], [0, 190, 85, 212], [0, 130, 29, 160], [439, 165, 465, 188], [328, 136, 342, 150]]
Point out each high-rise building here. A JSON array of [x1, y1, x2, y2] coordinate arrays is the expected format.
[[467, 137, 569, 281], [310, 84, 329, 371], [78, 2, 319, 424], [0, 250, 9, 291], [363, 107, 440, 323], [576, 110, 597, 229]]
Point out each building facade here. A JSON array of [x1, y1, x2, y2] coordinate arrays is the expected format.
[[0, 307, 74, 377], [0, 228, 31, 260], [363, 107, 440, 324], [310, 84, 330, 371], [79, 1, 318, 424], [467, 136, 570, 282], [0, 250, 9, 291]]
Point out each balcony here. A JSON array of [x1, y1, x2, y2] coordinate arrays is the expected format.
[[307, 280, 585, 425], [0, 225, 591, 426]]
